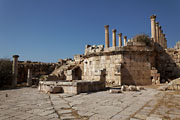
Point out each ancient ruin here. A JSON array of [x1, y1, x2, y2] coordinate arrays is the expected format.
[[1, 15, 180, 120], [11, 15, 180, 94]]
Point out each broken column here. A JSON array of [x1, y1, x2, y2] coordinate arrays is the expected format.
[[150, 15, 157, 42], [112, 29, 117, 47], [27, 68, 32, 86], [155, 22, 159, 44], [118, 33, 122, 47], [124, 36, 127, 46], [12, 55, 19, 88], [104, 25, 110, 48]]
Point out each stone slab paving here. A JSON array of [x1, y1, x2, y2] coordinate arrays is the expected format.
[[0, 87, 180, 120], [50, 88, 180, 120], [0, 88, 59, 120]]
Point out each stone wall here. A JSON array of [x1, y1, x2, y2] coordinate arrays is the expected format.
[[121, 51, 154, 85], [83, 44, 155, 86], [155, 47, 180, 82], [18, 61, 57, 83]]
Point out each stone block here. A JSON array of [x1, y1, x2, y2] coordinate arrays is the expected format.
[[109, 89, 122, 93]]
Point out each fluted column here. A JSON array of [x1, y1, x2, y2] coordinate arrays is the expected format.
[[104, 25, 110, 48], [155, 22, 159, 44], [112, 29, 116, 47], [150, 15, 157, 42], [27, 68, 32, 86], [12, 55, 19, 88], [124, 36, 127, 46], [118, 33, 122, 47]]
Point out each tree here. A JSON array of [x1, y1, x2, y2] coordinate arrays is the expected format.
[[0, 58, 12, 87]]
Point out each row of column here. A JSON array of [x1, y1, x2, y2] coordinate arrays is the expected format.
[[150, 15, 167, 48], [104, 25, 127, 48], [12, 55, 32, 88]]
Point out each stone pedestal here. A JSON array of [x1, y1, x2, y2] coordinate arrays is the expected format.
[[112, 29, 117, 47], [104, 25, 110, 48], [118, 33, 122, 47], [12, 55, 19, 88], [150, 15, 156, 42], [124, 36, 127, 46], [27, 69, 32, 86]]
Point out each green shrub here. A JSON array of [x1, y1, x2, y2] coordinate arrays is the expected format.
[[0, 58, 12, 87], [133, 34, 151, 46]]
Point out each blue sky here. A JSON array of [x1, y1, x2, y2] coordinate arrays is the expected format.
[[0, 0, 180, 62]]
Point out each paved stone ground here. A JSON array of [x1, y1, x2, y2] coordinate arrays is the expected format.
[[0, 87, 180, 120], [0, 88, 59, 120]]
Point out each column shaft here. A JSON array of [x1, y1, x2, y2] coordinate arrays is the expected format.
[[27, 68, 32, 86], [158, 26, 162, 46], [104, 25, 110, 48], [155, 22, 159, 44], [118, 33, 122, 47], [12, 55, 19, 88], [112, 29, 117, 47], [150, 15, 157, 42], [124, 36, 127, 46]]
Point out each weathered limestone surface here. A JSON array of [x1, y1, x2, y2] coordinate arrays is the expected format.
[[12, 55, 19, 87], [27, 69, 32, 86], [0, 88, 59, 120], [39, 80, 105, 94], [112, 29, 116, 47], [118, 33, 122, 47], [151, 67, 160, 84], [83, 41, 155, 85], [156, 47, 180, 81], [150, 15, 156, 42], [50, 87, 180, 120], [174, 41, 180, 49], [104, 25, 110, 48], [18, 61, 57, 83]]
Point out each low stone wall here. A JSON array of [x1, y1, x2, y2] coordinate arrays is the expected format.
[[39, 80, 105, 94]]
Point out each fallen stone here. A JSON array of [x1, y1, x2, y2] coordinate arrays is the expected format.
[[109, 89, 122, 93], [128, 85, 137, 91]]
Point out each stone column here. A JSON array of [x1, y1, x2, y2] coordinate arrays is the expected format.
[[160, 30, 163, 47], [104, 25, 110, 48], [163, 34, 166, 48], [112, 29, 117, 47], [150, 15, 157, 42], [161, 29, 164, 47], [12, 55, 19, 88], [155, 22, 159, 44], [164, 38, 167, 48], [118, 33, 122, 47], [158, 26, 161, 45], [27, 68, 32, 86], [124, 36, 127, 46]]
